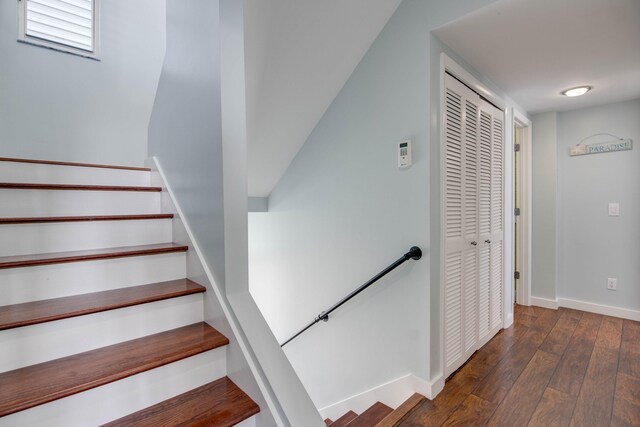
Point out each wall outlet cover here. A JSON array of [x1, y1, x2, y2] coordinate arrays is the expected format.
[[607, 278, 617, 290], [608, 202, 620, 216]]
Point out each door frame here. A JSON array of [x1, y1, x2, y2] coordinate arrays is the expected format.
[[513, 110, 532, 306], [439, 53, 513, 379]]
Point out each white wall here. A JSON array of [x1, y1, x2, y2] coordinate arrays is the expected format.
[[0, 0, 165, 167], [247, 0, 524, 410], [556, 99, 640, 312], [531, 112, 558, 301]]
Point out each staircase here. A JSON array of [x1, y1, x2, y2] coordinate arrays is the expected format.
[[0, 157, 259, 426], [324, 393, 426, 427]]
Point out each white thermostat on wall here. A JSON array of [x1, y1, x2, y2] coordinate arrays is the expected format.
[[398, 139, 412, 168]]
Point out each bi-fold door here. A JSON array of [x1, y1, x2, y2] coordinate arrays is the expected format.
[[443, 74, 504, 377]]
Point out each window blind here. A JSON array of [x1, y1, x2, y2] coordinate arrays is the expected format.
[[25, 0, 94, 52]]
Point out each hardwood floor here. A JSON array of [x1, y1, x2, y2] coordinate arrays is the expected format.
[[398, 305, 640, 426]]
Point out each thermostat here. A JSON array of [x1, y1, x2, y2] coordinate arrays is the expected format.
[[398, 139, 412, 168]]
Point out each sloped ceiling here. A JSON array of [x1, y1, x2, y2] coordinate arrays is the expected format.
[[434, 0, 640, 114], [244, 0, 401, 197], [245, 0, 640, 197]]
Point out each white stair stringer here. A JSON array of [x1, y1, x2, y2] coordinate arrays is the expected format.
[[0, 252, 187, 306], [0, 219, 173, 257], [150, 157, 282, 426], [0, 161, 151, 187], [0, 189, 161, 217], [0, 293, 204, 373], [0, 348, 227, 427]]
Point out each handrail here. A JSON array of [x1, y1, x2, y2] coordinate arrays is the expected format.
[[280, 246, 423, 347]]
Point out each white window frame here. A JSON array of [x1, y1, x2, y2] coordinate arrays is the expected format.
[[17, 0, 101, 60]]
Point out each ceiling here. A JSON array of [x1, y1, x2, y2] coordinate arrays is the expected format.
[[244, 0, 401, 197], [245, 0, 640, 197], [433, 0, 640, 114]]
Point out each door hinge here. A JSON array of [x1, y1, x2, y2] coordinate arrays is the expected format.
[[514, 271, 520, 280], [514, 207, 521, 216], [514, 144, 521, 152]]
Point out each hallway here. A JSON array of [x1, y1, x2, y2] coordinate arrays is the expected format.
[[399, 305, 639, 426]]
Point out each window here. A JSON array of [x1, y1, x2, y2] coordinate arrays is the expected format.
[[18, 0, 100, 59]]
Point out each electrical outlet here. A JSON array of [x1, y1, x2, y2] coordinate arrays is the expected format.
[[609, 203, 620, 216], [607, 278, 617, 290]]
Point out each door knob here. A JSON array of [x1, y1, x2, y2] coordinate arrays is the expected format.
[[471, 241, 478, 246], [485, 239, 491, 244]]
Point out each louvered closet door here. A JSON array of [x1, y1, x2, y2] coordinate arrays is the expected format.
[[443, 75, 481, 376], [444, 74, 505, 377], [478, 100, 505, 345], [490, 105, 505, 333]]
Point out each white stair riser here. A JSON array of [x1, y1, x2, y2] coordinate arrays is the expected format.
[[0, 220, 173, 257], [0, 253, 186, 306], [0, 348, 227, 427], [0, 162, 151, 186], [0, 189, 161, 217], [0, 294, 204, 373]]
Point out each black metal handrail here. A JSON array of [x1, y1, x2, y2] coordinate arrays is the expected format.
[[280, 246, 422, 347]]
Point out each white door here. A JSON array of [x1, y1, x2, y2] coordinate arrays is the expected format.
[[443, 74, 504, 376], [478, 100, 505, 346], [443, 75, 480, 376]]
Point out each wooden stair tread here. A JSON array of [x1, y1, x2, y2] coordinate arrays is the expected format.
[[0, 322, 228, 417], [0, 157, 150, 171], [325, 418, 334, 426], [0, 182, 161, 192], [375, 394, 426, 427], [102, 377, 259, 427], [347, 402, 393, 427], [0, 243, 188, 269], [331, 411, 359, 427], [0, 279, 205, 331], [0, 214, 173, 224]]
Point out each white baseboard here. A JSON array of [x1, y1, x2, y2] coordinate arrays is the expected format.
[[504, 312, 514, 328], [319, 374, 442, 421], [530, 296, 559, 309], [558, 298, 640, 321], [530, 296, 640, 321]]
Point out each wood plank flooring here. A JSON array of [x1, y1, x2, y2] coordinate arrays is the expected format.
[[102, 377, 259, 427], [398, 305, 640, 426], [347, 402, 393, 427], [0, 214, 173, 224], [0, 183, 161, 192], [0, 323, 228, 417], [0, 279, 205, 330], [331, 410, 358, 427], [0, 243, 188, 269], [0, 156, 151, 171]]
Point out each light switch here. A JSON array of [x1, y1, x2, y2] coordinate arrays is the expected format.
[[608, 202, 620, 216]]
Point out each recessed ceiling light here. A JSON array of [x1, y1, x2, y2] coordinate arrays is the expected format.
[[562, 86, 592, 97]]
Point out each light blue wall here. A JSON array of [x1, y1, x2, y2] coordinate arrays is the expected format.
[[149, 2, 322, 425], [0, 0, 165, 167], [557, 99, 640, 310], [148, 0, 225, 285], [531, 112, 558, 301], [248, 0, 514, 409]]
